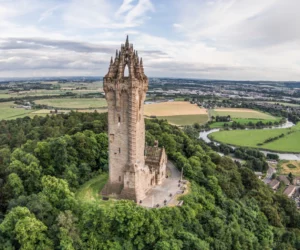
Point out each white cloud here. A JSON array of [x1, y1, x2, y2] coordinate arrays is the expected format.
[[115, 0, 135, 17], [63, 0, 154, 29], [0, 0, 300, 80]]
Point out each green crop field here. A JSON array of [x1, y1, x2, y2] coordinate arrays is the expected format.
[[209, 123, 300, 153], [0, 94, 11, 99], [267, 102, 300, 107], [209, 117, 282, 128], [35, 98, 107, 109], [209, 108, 280, 128], [0, 101, 34, 120], [158, 114, 208, 126]]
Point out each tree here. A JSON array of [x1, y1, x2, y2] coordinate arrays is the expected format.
[[288, 172, 294, 183], [15, 217, 53, 250], [41, 175, 76, 210], [5, 173, 24, 198], [57, 210, 82, 250]]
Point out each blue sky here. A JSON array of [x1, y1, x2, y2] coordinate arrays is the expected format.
[[1, 0, 300, 80]]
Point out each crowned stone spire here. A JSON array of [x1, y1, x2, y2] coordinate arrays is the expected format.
[[103, 36, 152, 202], [125, 35, 129, 47]]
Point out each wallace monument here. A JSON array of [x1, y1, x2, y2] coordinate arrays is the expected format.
[[102, 36, 168, 202]]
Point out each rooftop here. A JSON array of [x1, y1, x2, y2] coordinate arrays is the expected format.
[[145, 146, 163, 169], [268, 179, 280, 189], [283, 185, 296, 197]]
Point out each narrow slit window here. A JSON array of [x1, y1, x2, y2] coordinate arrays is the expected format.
[[119, 148, 121, 153], [118, 116, 121, 123], [119, 176, 121, 182], [124, 65, 129, 77]]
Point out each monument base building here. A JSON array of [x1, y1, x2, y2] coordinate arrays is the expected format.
[[101, 36, 167, 202]]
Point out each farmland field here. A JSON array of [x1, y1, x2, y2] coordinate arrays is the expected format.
[[144, 101, 208, 125], [209, 108, 280, 128], [209, 123, 300, 153], [159, 114, 208, 126], [0, 102, 34, 120], [267, 102, 300, 107], [144, 101, 207, 116], [211, 108, 276, 119], [209, 118, 282, 128], [35, 98, 107, 109]]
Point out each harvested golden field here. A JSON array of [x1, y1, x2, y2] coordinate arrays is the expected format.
[[144, 101, 207, 116]]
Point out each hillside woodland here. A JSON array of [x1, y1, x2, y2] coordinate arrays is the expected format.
[[0, 112, 299, 249]]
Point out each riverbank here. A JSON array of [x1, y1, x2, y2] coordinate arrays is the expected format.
[[199, 121, 300, 160]]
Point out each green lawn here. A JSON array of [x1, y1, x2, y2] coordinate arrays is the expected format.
[[76, 173, 108, 203], [0, 101, 34, 120], [35, 98, 107, 109], [158, 114, 208, 126], [209, 118, 282, 128], [209, 123, 300, 153]]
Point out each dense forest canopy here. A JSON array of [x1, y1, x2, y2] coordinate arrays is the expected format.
[[0, 113, 300, 249]]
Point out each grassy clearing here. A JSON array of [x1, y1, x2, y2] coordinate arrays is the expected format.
[[76, 173, 108, 203], [279, 161, 300, 176], [209, 123, 300, 153], [211, 108, 276, 119], [158, 114, 208, 126], [35, 98, 107, 109], [144, 101, 207, 116]]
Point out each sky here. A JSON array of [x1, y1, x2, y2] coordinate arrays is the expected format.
[[0, 0, 300, 81]]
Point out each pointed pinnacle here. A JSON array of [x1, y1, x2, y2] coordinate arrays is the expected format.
[[140, 57, 143, 66], [115, 50, 118, 58], [125, 35, 129, 46], [110, 57, 113, 65]]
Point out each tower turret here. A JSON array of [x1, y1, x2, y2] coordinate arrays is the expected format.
[[102, 36, 149, 201]]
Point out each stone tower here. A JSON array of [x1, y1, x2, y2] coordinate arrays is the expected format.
[[102, 36, 149, 202]]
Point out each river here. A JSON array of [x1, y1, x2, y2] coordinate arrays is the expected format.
[[199, 121, 300, 160]]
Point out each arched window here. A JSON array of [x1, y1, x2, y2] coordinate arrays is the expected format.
[[124, 64, 129, 77]]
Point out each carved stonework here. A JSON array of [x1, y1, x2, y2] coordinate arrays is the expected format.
[[102, 36, 166, 202]]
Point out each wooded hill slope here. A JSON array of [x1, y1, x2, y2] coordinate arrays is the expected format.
[[0, 113, 299, 249]]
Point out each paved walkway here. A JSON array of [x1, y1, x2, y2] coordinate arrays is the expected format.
[[140, 161, 186, 208]]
